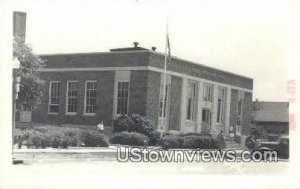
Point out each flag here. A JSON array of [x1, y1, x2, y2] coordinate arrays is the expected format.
[[166, 32, 171, 64]]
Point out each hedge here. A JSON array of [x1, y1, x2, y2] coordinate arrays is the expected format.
[[14, 127, 109, 148], [110, 132, 149, 146], [159, 135, 219, 150], [80, 131, 109, 147]]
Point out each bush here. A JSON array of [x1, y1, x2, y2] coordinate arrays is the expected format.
[[112, 114, 155, 137], [112, 115, 133, 133], [14, 129, 35, 148], [148, 130, 161, 146], [159, 135, 219, 150], [110, 132, 149, 146], [159, 135, 183, 149], [129, 114, 155, 136], [80, 131, 109, 147], [234, 134, 241, 144], [27, 131, 48, 148]]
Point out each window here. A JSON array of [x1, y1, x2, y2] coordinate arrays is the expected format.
[[203, 83, 213, 102], [186, 81, 197, 120], [66, 81, 78, 114], [84, 81, 97, 114], [48, 81, 60, 113], [159, 84, 170, 118], [216, 87, 227, 124], [116, 81, 129, 115]]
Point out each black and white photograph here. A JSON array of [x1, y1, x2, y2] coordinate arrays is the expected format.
[[0, 0, 300, 188]]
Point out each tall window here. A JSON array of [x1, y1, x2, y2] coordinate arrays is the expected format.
[[49, 81, 60, 113], [216, 87, 227, 124], [203, 83, 213, 102], [66, 81, 78, 114], [116, 81, 129, 115], [186, 81, 197, 121], [85, 81, 97, 114]]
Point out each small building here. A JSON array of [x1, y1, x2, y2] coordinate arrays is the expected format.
[[253, 101, 289, 134], [32, 43, 253, 136]]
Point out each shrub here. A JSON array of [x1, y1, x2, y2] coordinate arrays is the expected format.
[[27, 131, 48, 148], [159, 135, 183, 149], [34, 126, 50, 133], [60, 128, 81, 147], [159, 135, 219, 150], [112, 114, 155, 137], [148, 130, 161, 146], [112, 115, 133, 133], [15, 126, 109, 148], [110, 132, 149, 146], [14, 129, 35, 148], [80, 131, 109, 147], [129, 114, 155, 136], [245, 136, 255, 150], [234, 134, 241, 144]]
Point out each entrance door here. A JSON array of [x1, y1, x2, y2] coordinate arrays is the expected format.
[[201, 108, 211, 134]]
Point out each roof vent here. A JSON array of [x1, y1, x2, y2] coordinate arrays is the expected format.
[[134, 41, 139, 48], [152, 47, 156, 51]]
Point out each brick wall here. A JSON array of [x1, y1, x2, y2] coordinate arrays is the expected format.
[[41, 52, 150, 68], [145, 71, 161, 128], [32, 71, 115, 126], [149, 52, 253, 90], [128, 71, 148, 116], [168, 75, 182, 131]]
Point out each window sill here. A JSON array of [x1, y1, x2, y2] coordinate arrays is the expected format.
[[83, 113, 96, 116], [47, 112, 59, 115], [65, 112, 77, 116]]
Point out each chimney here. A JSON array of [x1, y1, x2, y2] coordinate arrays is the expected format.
[[133, 42, 139, 48], [152, 47, 156, 51]]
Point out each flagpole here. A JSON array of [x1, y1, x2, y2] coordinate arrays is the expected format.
[[161, 19, 169, 135]]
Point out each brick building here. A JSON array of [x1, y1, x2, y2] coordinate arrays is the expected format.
[[253, 101, 289, 134], [32, 44, 253, 136]]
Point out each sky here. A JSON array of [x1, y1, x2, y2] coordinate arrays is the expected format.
[[9, 0, 300, 102]]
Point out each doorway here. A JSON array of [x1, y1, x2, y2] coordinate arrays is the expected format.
[[201, 108, 211, 134]]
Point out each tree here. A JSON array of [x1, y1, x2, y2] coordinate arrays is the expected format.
[[13, 37, 45, 109]]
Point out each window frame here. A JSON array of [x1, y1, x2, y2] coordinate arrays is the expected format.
[[48, 81, 60, 114], [83, 80, 97, 116], [203, 83, 213, 102], [115, 80, 130, 116], [65, 80, 79, 115]]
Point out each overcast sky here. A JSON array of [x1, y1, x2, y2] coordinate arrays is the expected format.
[[10, 0, 300, 102]]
